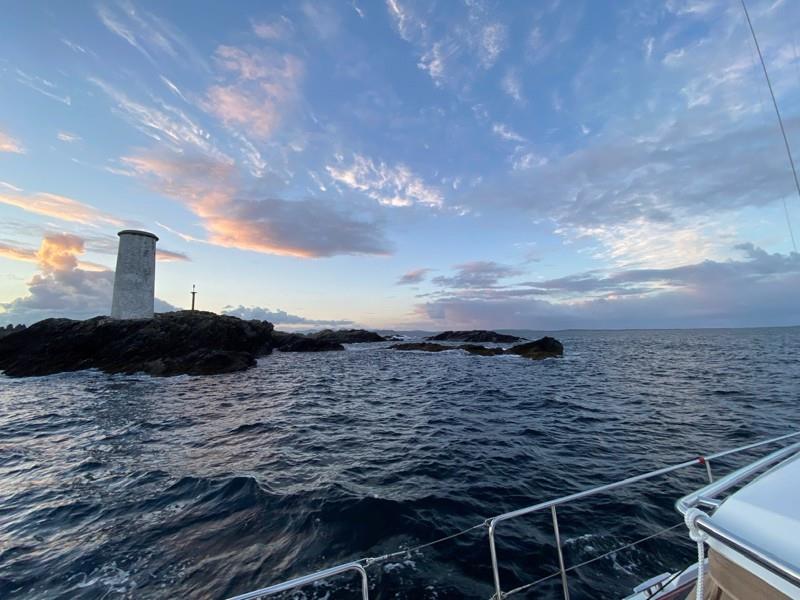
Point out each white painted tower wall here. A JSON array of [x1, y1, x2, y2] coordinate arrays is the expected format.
[[111, 230, 158, 319]]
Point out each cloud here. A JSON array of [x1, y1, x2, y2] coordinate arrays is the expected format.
[[0, 130, 24, 154], [0, 233, 177, 325], [430, 261, 523, 288], [386, 0, 418, 42], [0, 186, 124, 227], [397, 267, 431, 285], [124, 151, 391, 258], [501, 69, 524, 103], [386, 0, 508, 88], [14, 69, 71, 105], [96, 0, 207, 70], [61, 39, 89, 54], [155, 248, 190, 262], [222, 305, 353, 327], [252, 17, 294, 40], [90, 78, 229, 161], [57, 131, 81, 143], [327, 153, 443, 207], [0, 242, 37, 263], [203, 46, 303, 140], [416, 245, 800, 329], [491, 122, 526, 143], [300, 2, 341, 39], [479, 23, 506, 69], [467, 113, 800, 266]]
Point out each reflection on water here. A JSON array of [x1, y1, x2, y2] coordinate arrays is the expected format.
[[1, 328, 799, 599]]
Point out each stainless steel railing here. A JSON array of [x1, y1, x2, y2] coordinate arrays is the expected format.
[[225, 430, 800, 600], [225, 561, 369, 600], [677, 441, 800, 590], [486, 430, 800, 599]]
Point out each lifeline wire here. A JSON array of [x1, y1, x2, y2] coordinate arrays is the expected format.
[[500, 522, 685, 598], [362, 522, 488, 567]]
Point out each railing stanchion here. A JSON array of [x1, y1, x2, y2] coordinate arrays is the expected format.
[[551, 505, 570, 600], [488, 519, 504, 599], [704, 458, 714, 483]]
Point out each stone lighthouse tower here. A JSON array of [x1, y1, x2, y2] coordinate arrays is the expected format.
[[111, 230, 158, 319]]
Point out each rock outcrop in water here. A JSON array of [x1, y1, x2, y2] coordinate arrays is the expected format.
[[307, 328, 386, 343], [272, 331, 345, 353], [504, 336, 564, 360], [391, 336, 563, 360], [426, 330, 525, 343], [0, 311, 277, 377]]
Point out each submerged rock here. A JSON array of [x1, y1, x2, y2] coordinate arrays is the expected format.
[[506, 337, 564, 360], [0, 311, 274, 378], [391, 336, 563, 360], [390, 342, 504, 356], [426, 330, 525, 343], [459, 344, 505, 357], [390, 342, 453, 352], [308, 328, 386, 343]]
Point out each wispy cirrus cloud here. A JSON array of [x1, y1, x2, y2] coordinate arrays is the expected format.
[[57, 131, 81, 143], [90, 77, 231, 161], [96, 0, 207, 70], [491, 122, 526, 143], [327, 153, 443, 207], [252, 16, 294, 41], [501, 69, 524, 103], [0, 130, 24, 154], [14, 69, 71, 105], [386, 0, 508, 88]]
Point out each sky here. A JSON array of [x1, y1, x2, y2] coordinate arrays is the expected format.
[[1, 0, 799, 330]]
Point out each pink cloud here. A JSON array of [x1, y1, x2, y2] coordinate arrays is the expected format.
[[203, 47, 303, 139], [0, 129, 24, 154], [0, 188, 124, 227], [123, 151, 389, 258]]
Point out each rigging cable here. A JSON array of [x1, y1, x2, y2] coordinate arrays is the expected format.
[[740, 0, 798, 252]]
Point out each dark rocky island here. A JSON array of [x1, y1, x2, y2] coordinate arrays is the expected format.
[[307, 328, 386, 343], [426, 330, 525, 343], [0, 313, 562, 378], [391, 336, 563, 360], [0, 311, 349, 378]]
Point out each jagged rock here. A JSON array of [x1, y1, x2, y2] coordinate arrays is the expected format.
[[505, 336, 564, 360], [0, 311, 274, 377], [0, 324, 26, 339], [308, 329, 386, 343], [426, 330, 525, 343], [272, 331, 345, 352]]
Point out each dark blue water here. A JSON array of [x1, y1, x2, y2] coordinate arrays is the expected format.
[[1, 328, 799, 599]]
